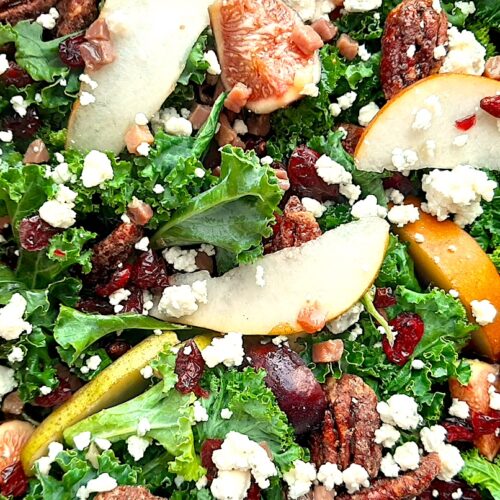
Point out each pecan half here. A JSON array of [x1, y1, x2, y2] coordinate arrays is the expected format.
[[55, 0, 98, 36], [381, 0, 448, 99], [0, 0, 58, 24], [336, 453, 441, 500]]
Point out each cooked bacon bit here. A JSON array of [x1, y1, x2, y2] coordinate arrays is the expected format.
[[56, 0, 99, 37], [455, 113, 477, 132], [312, 339, 344, 363], [337, 453, 441, 500], [127, 198, 153, 226], [95, 486, 164, 500], [1, 392, 24, 416], [292, 23, 324, 55], [247, 114, 271, 136], [23, 139, 49, 164], [80, 19, 115, 71], [311, 19, 338, 42], [124, 124, 154, 155], [336, 34, 359, 61], [298, 302, 327, 333], [484, 56, 500, 80], [189, 104, 212, 130], [224, 82, 252, 113]]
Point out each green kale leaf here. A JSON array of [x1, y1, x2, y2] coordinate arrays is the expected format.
[[460, 449, 500, 499]]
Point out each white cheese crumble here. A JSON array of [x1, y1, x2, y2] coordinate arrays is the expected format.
[[337, 92, 357, 110], [342, 463, 370, 494], [140, 365, 153, 379], [79, 91, 96, 106], [283, 460, 317, 499], [94, 438, 112, 450], [203, 50, 222, 75], [153, 184, 165, 194], [7, 346, 24, 363], [387, 204, 420, 227], [440, 27, 486, 75], [194, 400, 209, 422], [162, 246, 198, 272], [377, 394, 422, 430], [386, 189, 405, 205], [414, 233, 425, 243], [412, 359, 425, 369], [220, 408, 233, 419], [0, 130, 13, 143], [317, 462, 343, 491], [260, 156, 274, 165], [490, 389, 500, 410], [201, 332, 245, 368], [126, 435, 149, 461], [233, 119, 248, 135], [39, 385, 52, 395], [407, 45, 416, 58], [394, 442, 420, 471], [301, 197, 326, 218], [391, 148, 418, 172], [470, 299, 497, 326], [283, 0, 334, 21], [327, 302, 364, 334], [351, 195, 388, 219], [374, 423, 401, 448], [81, 150, 114, 188], [136, 142, 150, 157], [412, 108, 433, 130], [455, 1, 475, 15], [0, 365, 17, 400], [453, 134, 469, 147], [0, 293, 32, 341], [79, 73, 98, 90], [255, 265, 266, 288], [329, 103, 342, 117], [73, 431, 92, 450], [36, 8, 59, 29], [10, 95, 27, 117], [449, 398, 470, 419], [344, 0, 382, 12], [358, 102, 379, 126], [157, 280, 208, 318], [433, 45, 447, 59], [380, 453, 400, 478], [39, 199, 76, 229], [432, 0, 442, 12], [134, 236, 150, 252], [300, 83, 319, 97], [449, 289, 460, 298], [0, 54, 8, 75], [76, 473, 118, 500]]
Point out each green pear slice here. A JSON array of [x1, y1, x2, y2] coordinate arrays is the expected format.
[[21, 332, 179, 474], [354, 74, 500, 173], [66, 0, 213, 154], [153, 217, 390, 335]]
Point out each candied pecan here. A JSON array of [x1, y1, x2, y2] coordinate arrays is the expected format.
[[23, 139, 50, 165], [0, 0, 58, 24], [310, 409, 339, 467], [336, 453, 441, 500], [338, 123, 364, 156], [55, 0, 98, 36], [1, 391, 24, 415], [381, 0, 448, 99], [266, 196, 321, 253], [95, 486, 163, 500], [484, 56, 500, 80]]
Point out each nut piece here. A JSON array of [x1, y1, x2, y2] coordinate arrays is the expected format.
[[95, 486, 163, 500], [381, 0, 448, 99], [336, 453, 441, 500], [23, 139, 50, 164], [0, 0, 58, 24], [484, 56, 500, 81], [56, 0, 98, 36]]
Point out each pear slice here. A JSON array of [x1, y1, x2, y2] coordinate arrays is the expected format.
[[21, 332, 179, 474], [153, 218, 390, 335], [66, 0, 213, 154], [354, 74, 500, 173]]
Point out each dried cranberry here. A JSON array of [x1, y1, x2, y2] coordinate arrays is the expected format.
[[480, 95, 500, 119], [382, 172, 414, 195], [244, 137, 267, 157], [132, 249, 169, 290], [246, 482, 261, 500], [420, 479, 482, 500], [76, 297, 114, 315], [95, 264, 133, 297], [455, 113, 477, 132], [0, 62, 33, 88], [374, 287, 397, 308], [287, 145, 340, 202], [471, 409, 500, 437], [59, 35, 86, 68], [442, 417, 474, 443], [105, 340, 132, 360], [53, 249, 66, 258], [0, 461, 29, 497], [382, 312, 425, 366], [175, 339, 208, 398], [200, 439, 223, 482], [121, 287, 143, 314], [19, 215, 61, 251], [33, 378, 72, 408], [3, 108, 41, 139]]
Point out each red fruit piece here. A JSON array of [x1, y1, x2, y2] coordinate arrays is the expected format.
[[374, 287, 397, 308], [175, 339, 208, 398], [455, 113, 477, 132], [382, 312, 425, 366], [121, 287, 144, 314], [480, 95, 500, 118], [59, 35, 86, 68], [471, 410, 500, 437], [132, 249, 169, 290], [0, 62, 33, 88], [0, 461, 28, 497], [383, 172, 414, 195], [19, 216, 61, 251], [246, 482, 261, 500], [245, 343, 327, 434], [201, 439, 224, 482], [287, 145, 340, 201], [33, 378, 72, 408], [441, 418, 474, 443], [95, 264, 133, 297], [76, 297, 114, 315], [105, 340, 131, 360], [3, 108, 41, 139], [419, 479, 481, 500]]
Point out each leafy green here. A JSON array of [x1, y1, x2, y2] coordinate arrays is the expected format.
[[318, 203, 353, 231], [490, 246, 500, 272], [54, 306, 184, 363], [197, 367, 306, 471], [152, 146, 282, 263], [460, 449, 500, 499], [177, 33, 210, 86], [337, 11, 384, 41]]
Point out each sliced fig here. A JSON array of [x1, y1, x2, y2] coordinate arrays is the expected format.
[[0, 421, 34, 472], [209, 0, 322, 114]]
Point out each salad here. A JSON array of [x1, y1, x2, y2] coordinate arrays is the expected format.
[[0, 0, 499, 498]]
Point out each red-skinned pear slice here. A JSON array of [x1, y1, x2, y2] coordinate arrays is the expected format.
[[152, 218, 390, 335], [354, 74, 500, 172], [66, 0, 213, 154]]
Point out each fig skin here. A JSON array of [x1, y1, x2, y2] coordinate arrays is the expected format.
[[245, 343, 327, 434]]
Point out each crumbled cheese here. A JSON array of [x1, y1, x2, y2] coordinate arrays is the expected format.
[[358, 102, 379, 126], [77, 474, 118, 500], [327, 302, 364, 334], [437, 444, 464, 481], [255, 265, 266, 288], [283, 460, 317, 499], [36, 8, 59, 29], [220, 408, 233, 420], [79, 73, 98, 90], [412, 359, 425, 369], [407, 45, 416, 58], [391, 148, 419, 172], [196, 476, 208, 490], [109, 288, 131, 311], [317, 462, 343, 491], [433, 45, 447, 59], [386, 189, 405, 205], [440, 27, 485, 75], [272, 335, 289, 346], [449, 289, 460, 298], [490, 389, 500, 410], [0, 54, 8, 75], [201, 332, 245, 368], [337, 92, 357, 110], [0, 365, 17, 400], [136, 142, 150, 157], [7, 346, 24, 363], [421, 166, 496, 227], [301, 197, 326, 218], [162, 246, 198, 272], [357, 44, 371, 61], [153, 184, 165, 194], [52, 162, 71, 184], [136, 417, 151, 437], [126, 435, 149, 461], [10, 95, 27, 117], [455, 1, 475, 15], [487, 373, 497, 384], [329, 103, 342, 117], [211, 470, 251, 500], [387, 204, 420, 227], [56, 185, 77, 204], [194, 400, 209, 422], [39, 199, 76, 229], [448, 244, 457, 252], [412, 108, 433, 130], [166, 116, 193, 136], [394, 442, 420, 471], [157, 281, 207, 318], [81, 150, 114, 188], [0, 293, 32, 341], [414, 233, 425, 243], [0, 130, 13, 143], [79, 92, 96, 106], [86, 355, 102, 371], [73, 431, 92, 450], [36, 456, 52, 476], [342, 463, 370, 494], [453, 134, 468, 147], [380, 453, 400, 478], [260, 156, 274, 165], [94, 438, 112, 450], [375, 423, 401, 448], [140, 365, 153, 379], [315, 155, 352, 185], [348, 324, 363, 341], [449, 398, 470, 419], [203, 50, 222, 75], [351, 195, 388, 219], [340, 183, 361, 204], [300, 83, 319, 97], [39, 385, 52, 395], [452, 489, 464, 499], [233, 119, 248, 135], [135, 236, 150, 252], [343, 0, 382, 12], [432, 0, 442, 12], [377, 394, 422, 430], [470, 299, 497, 326]]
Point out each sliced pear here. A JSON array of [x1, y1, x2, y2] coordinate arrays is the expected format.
[[66, 0, 213, 154], [153, 218, 390, 335], [21, 332, 179, 474], [354, 74, 500, 172]]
